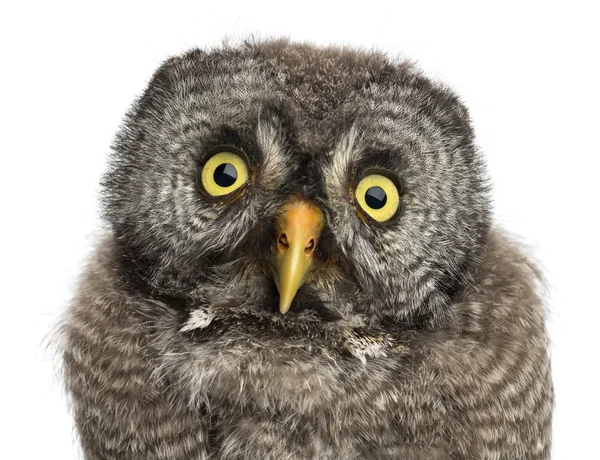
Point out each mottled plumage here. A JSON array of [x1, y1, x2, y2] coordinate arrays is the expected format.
[[61, 39, 553, 459]]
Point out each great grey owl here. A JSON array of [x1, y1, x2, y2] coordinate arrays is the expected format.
[[61, 39, 553, 459]]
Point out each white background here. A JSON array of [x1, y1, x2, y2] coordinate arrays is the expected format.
[[1, 1, 598, 458]]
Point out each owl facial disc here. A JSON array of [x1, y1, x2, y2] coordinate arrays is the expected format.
[[271, 199, 324, 314]]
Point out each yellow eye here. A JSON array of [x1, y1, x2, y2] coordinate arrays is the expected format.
[[200, 150, 249, 197], [354, 173, 401, 223]]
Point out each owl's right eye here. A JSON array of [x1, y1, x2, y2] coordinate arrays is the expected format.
[[199, 148, 250, 197]]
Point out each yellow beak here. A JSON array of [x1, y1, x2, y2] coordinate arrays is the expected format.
[[271, 199, 324, 314]]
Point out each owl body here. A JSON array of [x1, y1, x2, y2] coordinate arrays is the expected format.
[[62, 40, 552, 459]]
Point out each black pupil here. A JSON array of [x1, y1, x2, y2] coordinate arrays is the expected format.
[[213, 163, 238, 187], [365, 186, 387, 209]]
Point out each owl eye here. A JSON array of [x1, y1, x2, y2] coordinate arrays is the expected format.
[[354, 173, 401, 223], [200, 149, 249, 197]]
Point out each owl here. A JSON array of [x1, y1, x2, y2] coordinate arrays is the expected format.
[[61, 39, 553, 459]]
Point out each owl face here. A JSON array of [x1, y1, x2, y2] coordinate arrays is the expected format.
[[104, 41, 490, 327]]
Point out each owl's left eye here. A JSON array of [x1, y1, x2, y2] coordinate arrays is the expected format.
[[354, 172, 401, 223], [199, 149, 249, 197]]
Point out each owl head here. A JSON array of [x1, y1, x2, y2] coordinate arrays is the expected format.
[[103, 39, 490, 329]]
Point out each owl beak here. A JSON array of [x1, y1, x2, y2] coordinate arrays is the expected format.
[[271, 199, 324, 314]]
